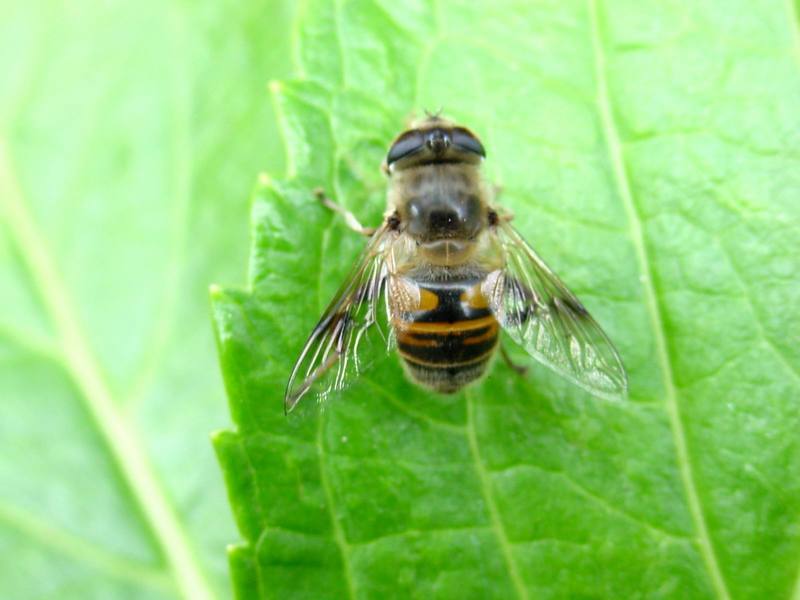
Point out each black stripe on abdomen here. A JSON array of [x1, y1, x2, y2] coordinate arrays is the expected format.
[[394, 277, 498, 392], [396, 318, 499, 365]]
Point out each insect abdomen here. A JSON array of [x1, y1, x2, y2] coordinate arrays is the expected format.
[[395, 278, 498, 393]]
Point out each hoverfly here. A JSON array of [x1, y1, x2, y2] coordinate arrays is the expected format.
[[285, 115, 627, 412]]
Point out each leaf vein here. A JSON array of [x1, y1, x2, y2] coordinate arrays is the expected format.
[[240, 439, 270, 599], [125, 5, 193, 408], [0, 140, 215, 600], [721, 243, 800, 385], [360, 377, 466, 432], [587, 2, 730, 598], [492, 462, 691, 543], [0, 502, 172, 593], [317, 414, 357, 599], [465, 391, 529, 600], [351, 525, 492, 549]]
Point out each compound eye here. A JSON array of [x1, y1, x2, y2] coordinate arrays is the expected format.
[[452, 127, 486, 157], [386, 130, 425, 165]]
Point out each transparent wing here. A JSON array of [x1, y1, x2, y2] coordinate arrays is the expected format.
[[285, 226, 396, 413], [484, 219, 628, 399]]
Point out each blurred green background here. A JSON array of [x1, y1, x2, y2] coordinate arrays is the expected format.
[[1, 1, 297, 598]]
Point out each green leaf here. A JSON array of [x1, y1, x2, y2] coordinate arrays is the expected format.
[[213, 1, 800, 598], [0, 1, 296, 598]]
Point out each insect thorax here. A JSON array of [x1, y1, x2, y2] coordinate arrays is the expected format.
[[390, 163, 487, 245]]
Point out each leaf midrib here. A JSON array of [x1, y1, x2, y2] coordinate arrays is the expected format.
[[0, 140, 214, 600], [317, 412, 357, 599], [587, 1, 730, 598], [466, 391, 529, 600]]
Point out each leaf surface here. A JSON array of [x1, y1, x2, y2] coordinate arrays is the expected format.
[[213, 1, 800, 599]]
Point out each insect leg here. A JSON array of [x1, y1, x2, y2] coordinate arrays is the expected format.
[[500, 344, 528, 377], [314, 188, 377, 236]]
